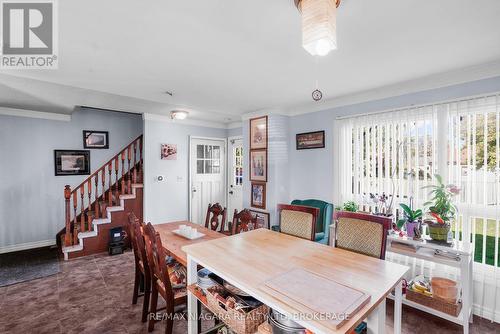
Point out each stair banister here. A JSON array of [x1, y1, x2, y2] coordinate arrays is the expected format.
[[62, 135, 143, 247]]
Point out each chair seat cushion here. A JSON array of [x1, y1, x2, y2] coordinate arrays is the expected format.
[[166, 259, 187, 289], [314, 232, 325, 241]]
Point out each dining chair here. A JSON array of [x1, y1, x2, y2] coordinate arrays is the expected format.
[[290, 199, 333, 244], [277, 204, 319, 241], [231, 208, 259, 235], [332, 211, 391, 260], [143, 222, 187, 334], [127, 212, 152, 323], [204, 203, 227, 232]]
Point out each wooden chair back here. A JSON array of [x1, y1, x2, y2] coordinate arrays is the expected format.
[[231, 209, 258, 235], [143, 223, 174, 299], [277, 204, 319, 241], [204, 203, 227, 232], [332, 211, 391, 260], [127, 212, 140, 263]]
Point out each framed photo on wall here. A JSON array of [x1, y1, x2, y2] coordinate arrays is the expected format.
[[250, 149, 267, 182], [251, 182, 266, 209], [54, 150, 91, 176], [249, 210, 270, 229], [83, 130, 109, 149], [296, 130, 325, 150], [249, 116, 268, 149], [161, 144, 177, 160]]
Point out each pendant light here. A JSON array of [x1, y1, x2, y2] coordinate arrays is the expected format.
[[295, 0, 340, 56]]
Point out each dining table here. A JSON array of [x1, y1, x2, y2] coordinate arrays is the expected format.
[[183, 228, 409, 334], [154, 220, 225, 266]]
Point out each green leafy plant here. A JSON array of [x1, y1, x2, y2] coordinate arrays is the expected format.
[[422, 174, 459, 225], [342, 201, 359, 212], [397, 203, 422, 229]]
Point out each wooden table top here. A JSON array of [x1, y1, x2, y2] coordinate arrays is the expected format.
[[155, 221, 224, 267], [183, 229, 409, 334]]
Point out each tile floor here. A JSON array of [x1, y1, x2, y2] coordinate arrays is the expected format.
[[0, 251, 499, 334]]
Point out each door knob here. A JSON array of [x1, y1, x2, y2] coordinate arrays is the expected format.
[[229, 191, 234, 195]]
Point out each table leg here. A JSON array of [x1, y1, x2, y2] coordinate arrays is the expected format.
[[187, 255, 198, 334], [367, 299, 386, 334], [394, 280, 403, 334]]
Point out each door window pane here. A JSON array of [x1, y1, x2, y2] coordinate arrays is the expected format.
[[197, 160, 204, 174], [197, 145, 204, 159]]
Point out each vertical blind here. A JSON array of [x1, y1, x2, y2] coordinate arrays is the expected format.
[[338, 106, 438, 212], [338, 93, 500, 321]]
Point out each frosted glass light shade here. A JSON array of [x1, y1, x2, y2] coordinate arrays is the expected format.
[[300, 0, 337, 56]]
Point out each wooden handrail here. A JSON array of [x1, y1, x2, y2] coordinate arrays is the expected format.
[[70, 135, 143, 194], [62, 135, 143, 246]]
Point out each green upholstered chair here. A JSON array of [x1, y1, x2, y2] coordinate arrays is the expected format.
[[291, 199, 333, 244]]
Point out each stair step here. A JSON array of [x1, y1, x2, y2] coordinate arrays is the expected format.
[[61, 183, 143, 260]]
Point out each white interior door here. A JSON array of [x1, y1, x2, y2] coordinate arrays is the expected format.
[[190, 138, 226, 225], [227, 137, 243, 220]]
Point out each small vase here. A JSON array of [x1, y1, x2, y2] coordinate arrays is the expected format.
[[405, 221, 420, 238]]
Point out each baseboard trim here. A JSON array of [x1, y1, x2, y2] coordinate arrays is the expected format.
[[0, 239, 56, 254]]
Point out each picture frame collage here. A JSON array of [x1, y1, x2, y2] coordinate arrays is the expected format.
[[54, 130, 109, 176], [249, 116, 267, 210]]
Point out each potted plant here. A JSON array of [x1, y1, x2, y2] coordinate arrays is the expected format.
[[423, 175, 460, 242], [397, 203, 422, 238], [342, 201, 358, 212]]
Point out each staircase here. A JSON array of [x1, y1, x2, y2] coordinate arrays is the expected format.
[[58, 135, 143, 260]]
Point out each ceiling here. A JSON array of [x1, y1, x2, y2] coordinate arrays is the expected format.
[[2, 0, 500, 123]]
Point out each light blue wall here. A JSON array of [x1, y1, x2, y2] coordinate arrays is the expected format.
[[0, 108, 143, 250], [289, 76, 500, 205], [227, 126, 242, 138], [143, 118, 228, 224]]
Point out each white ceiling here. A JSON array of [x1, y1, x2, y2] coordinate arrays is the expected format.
[[2, 0, 500, 122]]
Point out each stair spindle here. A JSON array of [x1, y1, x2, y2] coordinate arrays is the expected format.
[[87, 179, 92, 231], [80, 186, 85, 232], [73, 224, 78, 246], [121, 152, 126, 195], [94, 174, 99, 219], [64, 185, 72, 246], [127, 145, 132, 194], [72, 191, 77, 236], [114, 157, 119, 205], [101, 168, 106, 217], [108, 162, 113, 207]]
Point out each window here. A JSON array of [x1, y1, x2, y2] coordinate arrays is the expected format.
[[339, 93, 500, 268], [233, 146, 243, 186], [338, 106, 438, 212], [196, 144, 221, 174]]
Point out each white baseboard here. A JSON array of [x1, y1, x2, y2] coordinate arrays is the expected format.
[[0, 239, 56, 254]]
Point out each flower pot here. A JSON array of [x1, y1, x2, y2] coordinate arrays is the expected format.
[[427, 222, 451, 241], [405, 221, 420, 238]]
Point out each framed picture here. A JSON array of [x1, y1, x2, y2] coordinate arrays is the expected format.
[[296, 130, 325, 150], [54, 150, 91, 176], [250, 149, 267, 182], [83, 130, 109, 149], [249, 116, 268, 149], [161, 144, 177, 160], [249, 210, 270, 229], [251, 182, 266, 209]]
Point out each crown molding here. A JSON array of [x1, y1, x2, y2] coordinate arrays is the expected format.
[[285, 60, 500, 116], [0, 107, 72, 121]]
